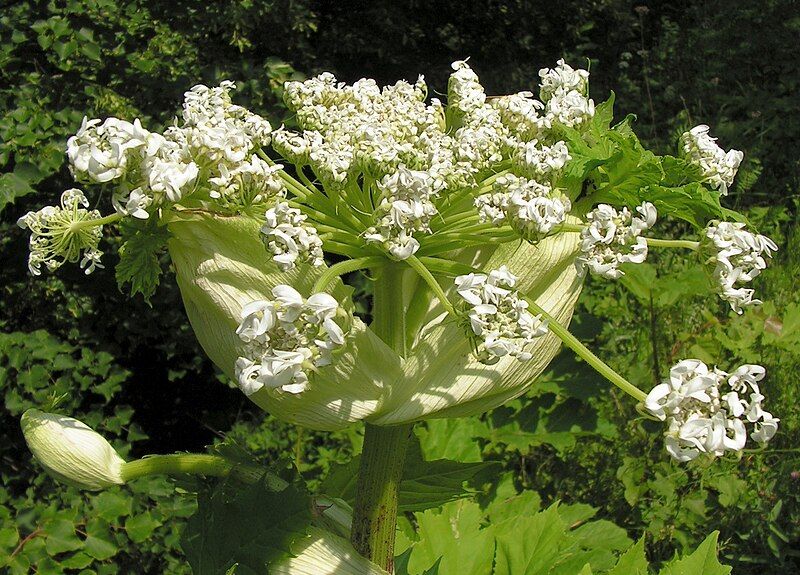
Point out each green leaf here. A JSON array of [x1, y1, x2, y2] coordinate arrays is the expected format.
[[0, 526, 19, 549], [399, 439, 497, 512], [571, 520, 631, 552], [60, 552, 94, 570], [659, 531, 732, 575], [618, 263, 658, 303], [180, 476, 312, 575], [0, 172, 36, 213], [607, 538, 649, 575], [592, 92, 615, 132], [44, 518, 83, 555], [407, 501, 494, 575], [84, 519, 119, 561], [416, 418, 487, 462], [93, 491, 132, 521], [116, 220, 170, 302], [125, 512, 162, 543], [494, 504, 566, 575], [80, 42, 102, 61]]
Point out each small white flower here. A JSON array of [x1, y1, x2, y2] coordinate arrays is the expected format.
[[681, 124, 743, 195], [704, 221, 777, 313], [515, 140, 571, 177], [234, 287, 348, 395], [112, 187, 152, 219], [455, 267, 548, 364], [645, 359, 778, 461], [449, 60, 486, 114], [577, 202, 657, 279], [365, 166, 441, 260], [261, 202, 324, 271], [209, 156, 286, 206]]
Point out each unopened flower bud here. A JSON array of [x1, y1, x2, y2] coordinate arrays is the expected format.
[[20, 409, 125, 490]]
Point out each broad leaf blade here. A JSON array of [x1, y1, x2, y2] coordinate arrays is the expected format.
[[181, 476, 312, 575]]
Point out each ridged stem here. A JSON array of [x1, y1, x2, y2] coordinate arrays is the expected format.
[[350, 262, 413, 572]]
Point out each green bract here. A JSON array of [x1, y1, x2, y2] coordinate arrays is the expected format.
[[167, 212, 402, 430], [167, 210, 582, 430]]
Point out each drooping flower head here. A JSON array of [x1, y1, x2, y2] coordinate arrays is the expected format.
[[645, 360, 778, 461], [681, 125, 743, 195], [17, 59, 779, 444], [703, 221, 778, 313]]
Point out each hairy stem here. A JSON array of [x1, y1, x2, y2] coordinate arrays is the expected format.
[[350, 262, 413, 572]]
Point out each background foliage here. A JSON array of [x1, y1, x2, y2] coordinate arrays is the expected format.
[[1, 0, 798, 572]]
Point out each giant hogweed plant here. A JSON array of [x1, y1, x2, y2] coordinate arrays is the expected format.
[[18, 60, 779, 573]]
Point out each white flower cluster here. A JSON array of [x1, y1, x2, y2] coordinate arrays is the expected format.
[[234, 286, 347, 395], [208, 156, 285, 207], [455, 267, 548, 364], [538, 59, 594, 128], [67, 115, 198, 215], [17, 189, 105, 276], [577, 202, 657, 279], [646, 359, 778, 462], [515, 140, 571, 178], [279, 72, 459, 185], [364, 167, 442, 259], [475, 174, 571, 239], [704, 221, 777, 313], [681, 124, 743, 195], [260, 202, 324, 271], [66, 81, 280, 220]]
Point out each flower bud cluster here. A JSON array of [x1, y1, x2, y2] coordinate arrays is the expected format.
[[261, 202, 324, 270], [234, 286, 347, 395], [681, 124, 743, 195], [279, 60, 592, 256], [208, 156, 286, 207], [364, 167, 442, 259], [577, 202, 657, 279], [17, 189, 105, 275], [455, 267, 548, 364], [475, 174, 571, 239], [646, 360, 778, 462], [280, 72, 458, 184], [704, 221, 777, 313], [67, 117, 151, 184]]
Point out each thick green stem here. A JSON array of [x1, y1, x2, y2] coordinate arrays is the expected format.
[[120, 454, 282, 487], [350, 262, 413, 572]]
